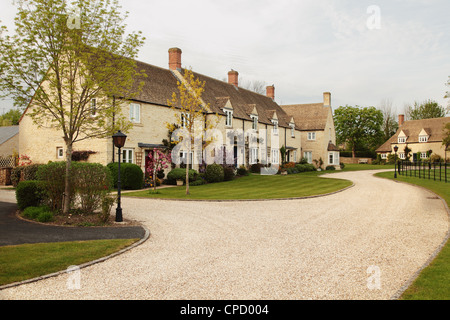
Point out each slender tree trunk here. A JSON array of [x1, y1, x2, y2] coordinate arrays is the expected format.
[[64, 141, 73, 215], [186, 152, 190, 195], [153, 151, 157, 192]]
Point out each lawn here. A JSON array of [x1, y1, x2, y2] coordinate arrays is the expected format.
[[375, 171, 450, 300], [124, 172, 353, 200], [340, 163, 395, 171], [0, 239, 138, 287]]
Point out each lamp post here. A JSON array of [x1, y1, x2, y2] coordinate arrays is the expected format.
[[394, 145, 399, 178], [112, 130, 127, 222]]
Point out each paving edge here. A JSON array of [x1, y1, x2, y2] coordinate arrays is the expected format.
[[0, 226, 151, 291], [374, 175, 450, 300], [123, 182, 355, 202]]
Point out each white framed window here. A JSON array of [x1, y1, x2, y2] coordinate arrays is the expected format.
[[419, 136, 428, 143], [328, 152, 339, 165], [130, 103, 141, 123], [304, 151, 313, 164], [57, 147, 64, 159], [293, 150, 297, 162], [271, 148, 279, 164], [91, 98, 97, 116], [381, 153, 387, 160], [398, 137, 406, 144], [421, 152, 427, 159], [225, 109, 233, 127], [290, 124, 295, 138], [180, 151, 194, 168], [251, 115, 258, 131], [399, 153, 405, 160], [250, 148, 258, 165], [307, 132, 316, 141], [122, 148, 134, 163], [271, 120, 278, 135]]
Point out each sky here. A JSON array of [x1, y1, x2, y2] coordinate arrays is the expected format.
[[1, 0, 449, 115]]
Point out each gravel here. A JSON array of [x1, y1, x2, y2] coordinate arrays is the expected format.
[[1, 170, 449, 300]]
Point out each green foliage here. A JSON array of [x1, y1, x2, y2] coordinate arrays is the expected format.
[[295, 164, 316, 172], [205, 164, 225, 183], [237, 165, 249, 176], [222, 165, 235, 181], [0, 109, 21, 126], [406, 100, 446, 120], [23, 206, 53, 223], [107, 162, 144, 190], [16, 181, 44, 210], [325, 165, 336, 171], [166, 168, 198, 185], [250, 163, 264, 173], [73, 163, 113, 214], [36, 162, 68, 212], [100, 194, 115, 223], [190, 179, 206, 186], [334, 105, 384, 155]]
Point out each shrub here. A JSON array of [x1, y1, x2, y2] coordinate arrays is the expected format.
[[23, 206, 43, 220], [205, 163, 224, 183], [37, 211, 53, 223], [36, 162, 68, 212], [325, 165, 336, 171], [16, 181, 44, 210], [10, 166, 24, 187], [166, 168, 198, 185], [295, 164, 315, 173], [340, 162, 345, 170], [222, 165, 235, 181], [107, 163, 144, 190], [237, 165, 249, 176], [100, 194, 115, 223], [190, 179, 206, 186], [73, 163, 113, 214], [250, 163, 263, 173], [22, 206, 53, 222], [22, 164, 43, 181]]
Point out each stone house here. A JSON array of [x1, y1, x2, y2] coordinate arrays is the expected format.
[[19, 47, 339, 174], [376, 115, 450, 161], [0, 125, 19, 158]]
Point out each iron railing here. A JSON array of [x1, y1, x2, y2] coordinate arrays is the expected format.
[[398, 160, 448, 183]]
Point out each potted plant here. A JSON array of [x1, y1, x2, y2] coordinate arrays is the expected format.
[[176, 179, 184, 186]]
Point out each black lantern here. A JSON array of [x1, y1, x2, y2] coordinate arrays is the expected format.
[[113, 131, 127, 222], [394, 145, 399, 178]]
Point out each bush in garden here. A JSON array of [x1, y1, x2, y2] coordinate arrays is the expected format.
[[190, 179, 206, 186], [236, 165, 249, 176], [107, 162, 144, 190], [36, 162, 68, 212], [22, 206, 53, 222], [205, 163, 224, 183], [166, 168, 198, 185], [16, 180, 44, 210], [72, 162, 113, 214], [325, 165, 336, 171], [295, 164, 315, 173], [222, 165, 235, 181], [10, 166, 23, 187], [100, 194, 116, 223], [250, 163, 263, 173]]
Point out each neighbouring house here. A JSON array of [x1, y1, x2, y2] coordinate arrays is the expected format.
[[19, 47, 338, 174], [376, 115, 450, 161], [0, 125, 19, 158], [280, 93, 340, 168]]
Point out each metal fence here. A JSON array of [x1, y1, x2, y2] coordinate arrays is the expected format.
[[398, 160, 448, 183]]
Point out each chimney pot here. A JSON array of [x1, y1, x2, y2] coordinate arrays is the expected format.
[[398, 114, 405, 126], [323, 92, 331, 106], [168, 47, 182, 71], [228, 70, 239, 87], [266, 85, 275, 100]]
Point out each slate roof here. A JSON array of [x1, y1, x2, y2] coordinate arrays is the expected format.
[[0, 126, 19, 145], [280, 103, 330, 131]]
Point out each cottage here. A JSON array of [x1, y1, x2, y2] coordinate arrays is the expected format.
[[376, 115, 450, 161], [19, 48, 337, 173]]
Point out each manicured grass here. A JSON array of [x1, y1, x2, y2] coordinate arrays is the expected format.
[[124, 173, 352, 200], [375, 171, 450, 300], [340, 164, 395, 171], [0, 239, 138, 286]]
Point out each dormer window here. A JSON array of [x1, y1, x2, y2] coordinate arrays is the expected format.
[[398, 137, 406, 144], [271, 119, 278, 134], [251, 115, 258, 131], [419, 136, 428, 143], [290, 123, 295, 137]]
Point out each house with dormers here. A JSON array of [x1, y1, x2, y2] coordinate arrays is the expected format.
[[376, 115, 450, 161], [19, 47, 338, 173]]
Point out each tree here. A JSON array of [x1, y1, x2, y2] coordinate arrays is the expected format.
[[405, 100, 445, 120], [0, 109, 22, 126], [379, 98, 398, 142], [0, 0, 145, 214], [146, 149, 171, 192], [334, 105, 384, 158], [167, 68, 218, 195], [443, 123, 450, 160]]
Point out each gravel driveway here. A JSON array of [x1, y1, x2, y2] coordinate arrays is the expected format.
[[1, 170, 449, 300]]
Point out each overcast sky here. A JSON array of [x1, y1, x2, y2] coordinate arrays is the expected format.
[[1, 0, 449, 115]]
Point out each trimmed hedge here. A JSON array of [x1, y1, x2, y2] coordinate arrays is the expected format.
[[16, 180, 44, 210], [107, 162, 144, 190], [166, 168, 198, 185], [222, 165, 235, 181], [205, 164, 224, 183]]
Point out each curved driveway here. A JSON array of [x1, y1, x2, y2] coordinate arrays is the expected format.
[[1, 170, 449, 300]]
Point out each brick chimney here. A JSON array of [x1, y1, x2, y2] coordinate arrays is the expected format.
[[398, 114, 405, 126], [266, 85, 275, 100], [168, 47, 182, 71], [228, 70, 239, 87], [323, 92, 331, 106]]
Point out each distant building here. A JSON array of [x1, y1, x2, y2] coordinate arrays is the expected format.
[[0, 125, 19, 158]]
